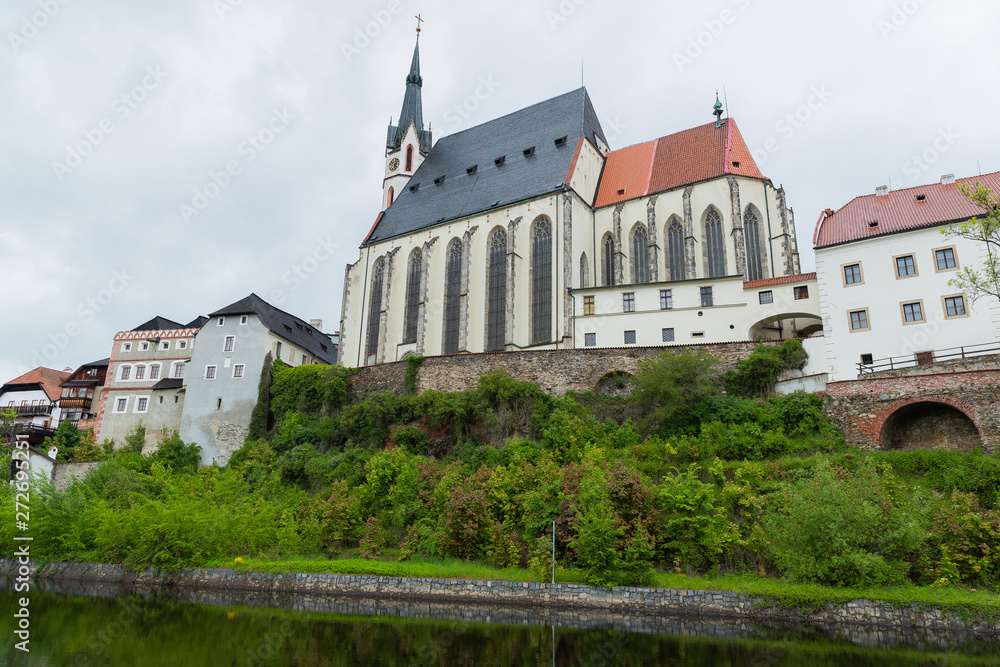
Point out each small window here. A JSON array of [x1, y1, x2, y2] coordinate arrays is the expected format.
[[662, 328, 675, 342], [122, 342, 132, 352], [494, 156, 506, 167], [624, 330, 636, 345], [149, 365, 160, 380], [583, 295, 595, 316], [224, 335, 235, 352], [158, 396, 163, 404], [860, 353, 874, 366], [134, 366, 145, 381], [233, 364, 245, 379], [759, 290, 773, 304], [120, 366, 131, 381], [901, 301, 924, 323], [793, 286, 809, 300], [217, 317, 225, 326], [849, 309, 870, 332], [660, 289, 673, 310], [205, 365, 217, 380], [523, 146, 535, 157], [240, 315, 248, 325], [160, 341, 169, 350], [174, 396, 179, 404], [216, 398, 223, 410], [691, 332, 705, 338], [843, 263, 863, 286], [178, 341, 187, 350], [554, 136, 567, 147], [115, 398, 128, 413], [623, 293, 635, 313], [135, 397, 148, 413], [700, 287, 713, 307], [584, 333, 596, 347], [140, 342, 149, 351], [302, 354, 307, 365], [934, 247, 958, 272], [894, 254, 917, 278], [173, 363, 185, 379], [276, 342, 282, 359], [944, 295, 967, 318]]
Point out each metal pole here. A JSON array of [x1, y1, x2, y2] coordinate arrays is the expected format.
[[551, 519, 556, 585]]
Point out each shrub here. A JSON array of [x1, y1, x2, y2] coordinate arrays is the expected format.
[[631, 350, 721, 433], [724, 339, 807, 399], [152, 431, 201, 472], [569, 503, 623, 586]]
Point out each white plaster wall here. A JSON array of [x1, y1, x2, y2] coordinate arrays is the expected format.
[[816, 226, 1000, 382]]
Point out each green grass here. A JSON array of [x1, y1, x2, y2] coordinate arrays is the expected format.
[[197, 556, 1000, 619]]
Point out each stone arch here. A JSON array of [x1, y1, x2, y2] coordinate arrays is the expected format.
[[876, 396, 983, 452], [595, 370, 634, 397], [747, 311, 823, 340]]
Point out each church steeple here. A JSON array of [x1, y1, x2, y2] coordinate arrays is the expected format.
[[382, 21, 433, 212]]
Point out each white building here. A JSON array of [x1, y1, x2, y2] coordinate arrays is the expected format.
[[814, 172, 1000, 382], [338, 36, 819, 367], [0, 367, 70, 432]]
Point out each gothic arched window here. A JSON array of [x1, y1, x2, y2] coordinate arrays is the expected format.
[[531, 217, 552, 344], [405, 145, 414, 172], [704, 209, 726, 278], [580, 253, 590, 288], [667, 219, 685, 281], [443, 239, 462, 354], [386, 186, 394, 208], [744, 207, 764, 282], [403, 248, 422, 343], [602, 233, 615, 286], [486, 228, 508, 351], [366, 257, 385, 359], [631, 225, 650, 284]]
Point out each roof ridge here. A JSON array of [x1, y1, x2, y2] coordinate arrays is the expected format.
[[436, 87, 589, 144]]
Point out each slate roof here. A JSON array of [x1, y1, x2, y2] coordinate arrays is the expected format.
[[210, 294, 336, 364], [186, 316, 209, 329], [132, 316, 186, 332], [387, 37, 431, 154], [594, 119, 764, 209], [813, 171, 1000, 248], [364, 87, 608, 245], [151, 378, 184, 391], [1, 367, 71, 402]]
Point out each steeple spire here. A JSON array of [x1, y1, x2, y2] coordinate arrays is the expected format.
[[387, 31, 430, 153], [713, 91, 724, 128]]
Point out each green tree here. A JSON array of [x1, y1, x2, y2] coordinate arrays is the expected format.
[[631, 350, 721, 433], [123, 422, 146, 453], [43, 419, 83, 462], [942, 182, 1000, 304]]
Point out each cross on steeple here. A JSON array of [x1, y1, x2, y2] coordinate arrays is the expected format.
[[415, 14, 424, 35]]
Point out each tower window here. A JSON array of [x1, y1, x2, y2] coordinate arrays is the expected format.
[[386, 186, 394, 207], [405, 145, 414, 172]]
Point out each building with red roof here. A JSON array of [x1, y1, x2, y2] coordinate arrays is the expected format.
[[0, 366, 71, 434], [813, 172, 1000, 381]]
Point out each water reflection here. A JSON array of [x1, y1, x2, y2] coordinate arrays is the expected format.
[[1, 581, 998, 666]]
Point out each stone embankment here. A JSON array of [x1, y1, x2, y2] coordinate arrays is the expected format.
[[3, 561, 997, 637]]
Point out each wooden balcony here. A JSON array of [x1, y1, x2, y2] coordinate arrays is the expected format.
[[3, 404, 54, 417]]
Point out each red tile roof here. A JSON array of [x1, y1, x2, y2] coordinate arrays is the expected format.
[[743, 272, 816, 290], [594, 119, 764, 209], [2, 367, 71, 402], [813, 172, 1000, 249]]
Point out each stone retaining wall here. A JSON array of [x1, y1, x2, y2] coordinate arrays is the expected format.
[[4, 561, 995, 636]]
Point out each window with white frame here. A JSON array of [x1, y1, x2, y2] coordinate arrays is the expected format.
[[119, 366, 131, 381], [240, 315, 248, 325], [134, 365, 145, 380], [623, 293, 635, 313], [160, 341, 170, 350], [659, 289, 673, 310], [149, 364, 160, 380], [122, 342, 132, 352], [115, 397, 128, 413], [224, 335, 235, 352], [135, 397, 149, 413], [205, 365, 217, 380], [217, 317, 225, 326], [178, 340, 187, 350], [140, 342, 149, 351], [233, 364, 245, 378], [173, 363, 185, 379]]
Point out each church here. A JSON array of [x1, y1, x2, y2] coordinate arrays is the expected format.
[[338, 34, 820, 368]]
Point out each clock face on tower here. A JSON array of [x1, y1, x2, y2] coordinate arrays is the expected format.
[[388, 158, 400, 171]]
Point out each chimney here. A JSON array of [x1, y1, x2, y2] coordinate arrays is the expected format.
[[875, 185, 889, 197], [309, 319, 323, 331], [940, 173, 955, 185]]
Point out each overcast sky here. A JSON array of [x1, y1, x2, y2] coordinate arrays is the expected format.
[[1, 0, 997, 382]]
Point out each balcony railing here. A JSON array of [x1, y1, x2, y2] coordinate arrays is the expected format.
[[2, 404, 54, 417], [858, 341, 1000, 375], [58, 397, 93, 410]]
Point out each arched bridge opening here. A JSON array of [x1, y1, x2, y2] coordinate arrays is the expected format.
[[879, 400, 982, 452]]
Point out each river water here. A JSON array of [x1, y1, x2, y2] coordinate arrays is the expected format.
[[1, 581, 998, 666]]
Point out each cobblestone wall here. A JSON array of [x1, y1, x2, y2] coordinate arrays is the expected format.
[[6, 561, 996, 638], [351, 341, 772, 397]]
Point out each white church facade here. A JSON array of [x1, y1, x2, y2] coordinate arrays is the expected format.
[[338, 37, 821, 367]]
